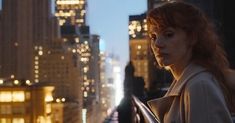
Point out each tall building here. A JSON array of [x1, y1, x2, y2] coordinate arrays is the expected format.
[[100, 52, 115, 120], [55, 0, 87, 26], [0, 0, 85, 122], [60, 25, 101, 123], [129, 13, 149, 88], [0, 0, 59, 82]]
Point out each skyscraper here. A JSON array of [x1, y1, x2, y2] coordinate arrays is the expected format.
[[55, 0, 86, 26], [129, 13, 151, 89], [0, 0, 58, 81]]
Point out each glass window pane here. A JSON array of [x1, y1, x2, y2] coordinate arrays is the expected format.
[[12, 91, 25, 102], [0, 118, 11, 123], [0, 91, 12, 102], [13, 118, 24, 123], [12, 104, 25, 114], [0, 105, 12, 114]]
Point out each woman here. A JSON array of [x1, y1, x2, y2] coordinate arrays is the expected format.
[[147, 1, 234, 123]]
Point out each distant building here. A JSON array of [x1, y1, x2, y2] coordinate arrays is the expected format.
[[0, 79, 54, 123], [129, 13, 150, 88], [99, 52, 121, 120], [55, 0, 87, 26], [60, 25, 101, 123]]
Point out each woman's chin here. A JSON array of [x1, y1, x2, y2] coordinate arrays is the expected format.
[[157, 60, 171, 69]]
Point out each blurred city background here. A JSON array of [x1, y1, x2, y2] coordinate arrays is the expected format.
[[0, 0, 234, 123]]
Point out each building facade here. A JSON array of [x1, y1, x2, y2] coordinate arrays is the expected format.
[[55, 0, 87, 26], [0, 0, 59, 82], [0, 80, 54, 123]]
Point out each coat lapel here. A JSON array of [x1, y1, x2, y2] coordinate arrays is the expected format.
[[147, 63, 207, 122], [147, 96, 174, 122]]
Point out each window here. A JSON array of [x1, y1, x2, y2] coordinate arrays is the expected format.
[[12, 105, 25, 114], [0, 91, 25, 102], [0, 118, 11, 123], [12, 118, 24, 123], [0, 105, 12, 114], [12, 91, 25, 102], [0, 92, 12, 102]]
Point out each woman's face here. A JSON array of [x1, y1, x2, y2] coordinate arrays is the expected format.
[[149, 26, 192, 68]]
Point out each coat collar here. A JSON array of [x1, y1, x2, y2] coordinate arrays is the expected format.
[[166, 63, 207, 96], [147, 63, 207, 122]]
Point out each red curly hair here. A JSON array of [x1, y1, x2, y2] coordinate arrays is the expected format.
[[147, 1, 234, 113]]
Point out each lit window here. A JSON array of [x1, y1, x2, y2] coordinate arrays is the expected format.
[[56, 98, 61, 103], [45, 94, 53, 102], [14, 80, 19, 85], [0, 92, 12, 102], [63, 38, 67, 42], [35, 70, 39, 74], [35, 56, 39, 60], [0, 118, 11, 123], [12, 118, 24, 123], [14, 42, 19, 47], [61, 56, 65, 60], [34, 46, 38, 50], [38, 51, 43, 56], [12, 91, 25, 102], [39, 46, 43, 50], [75, 38, 79, 43], [10, 75, 15, 79], [46, 104, 51, 114], [0, 79, 3, 84], [61, 98, 65, 102], [83, 67, 88, 73], [84, 91, 87, 97], [26, 80, 31, 85], [35, 74, 39, 78], [35, 61, 39, 65]]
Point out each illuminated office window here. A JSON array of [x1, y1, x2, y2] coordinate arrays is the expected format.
[[12, 118, 24, 123], [0, 92, 12, 102], [12, 91, 25, 102], [0, 118, 11, 123]]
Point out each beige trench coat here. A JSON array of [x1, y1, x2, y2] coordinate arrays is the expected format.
[[147, 63, 233, 123]]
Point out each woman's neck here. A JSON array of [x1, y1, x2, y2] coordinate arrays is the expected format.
[[169, 61, 191, 81]]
